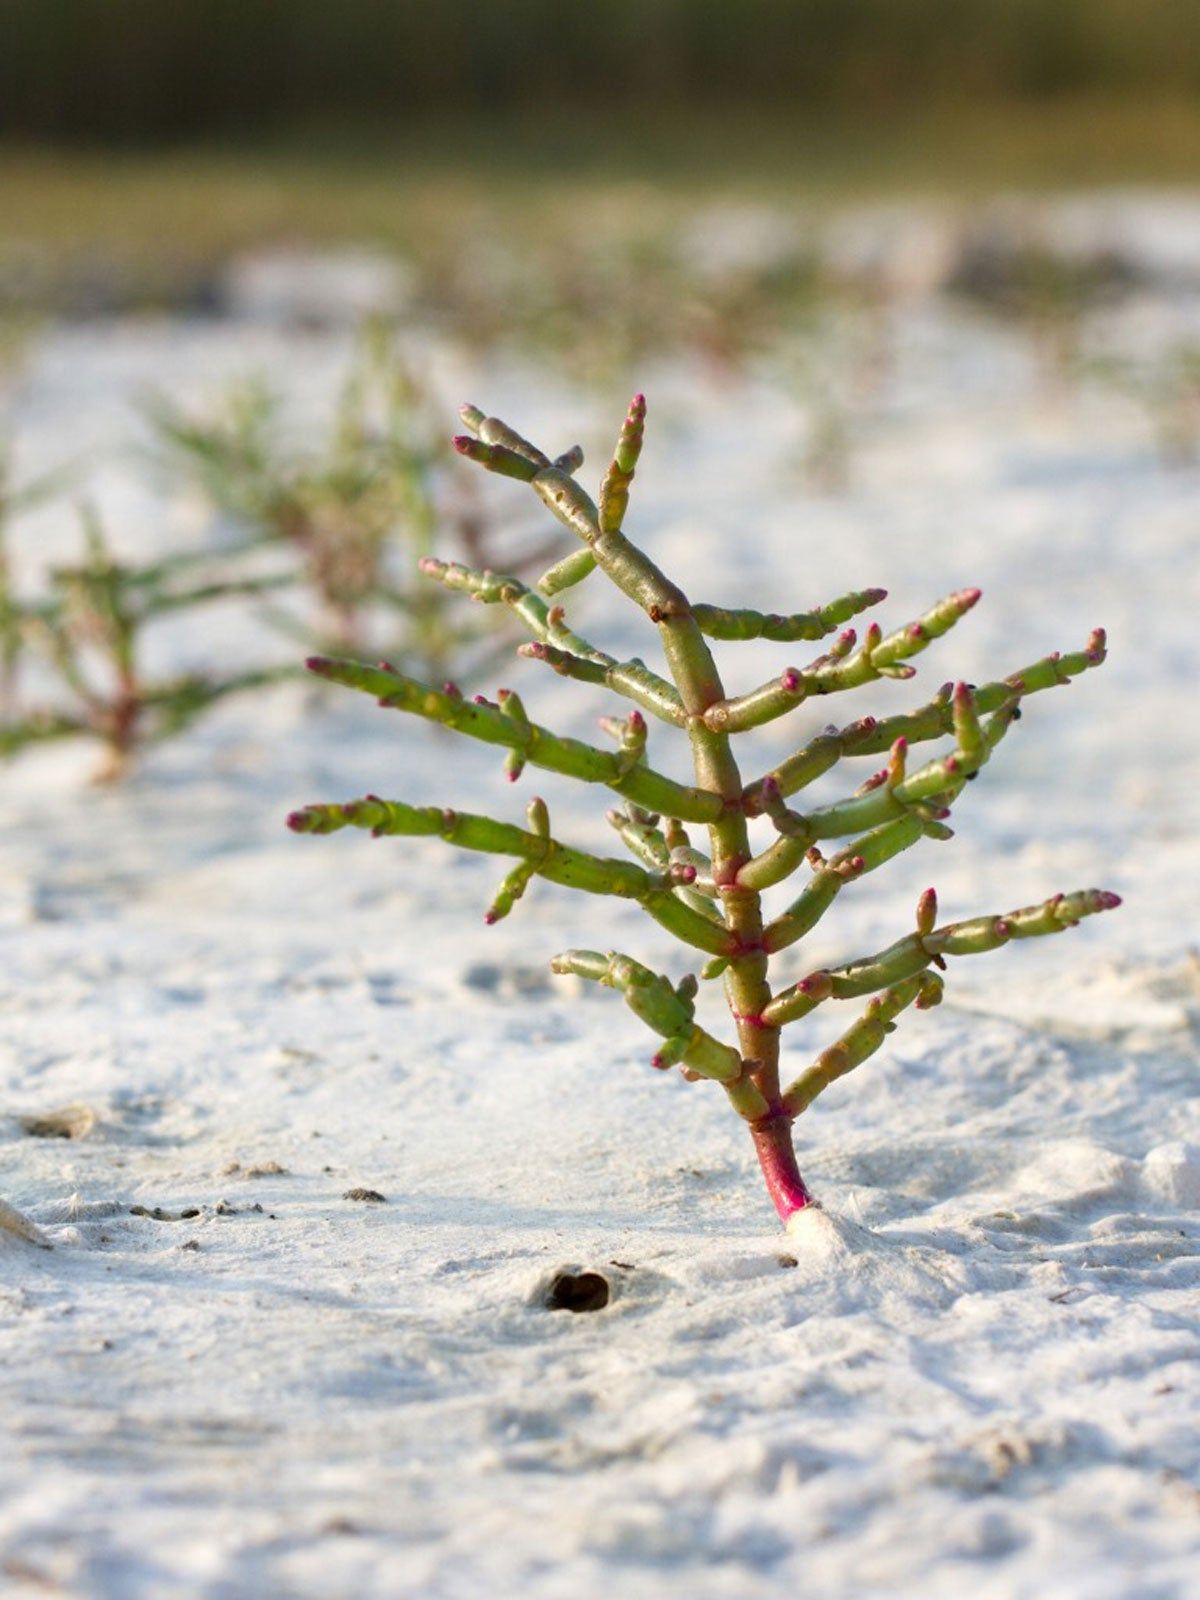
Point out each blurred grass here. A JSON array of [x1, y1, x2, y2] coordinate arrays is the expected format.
[[2, 97, 1199, 277], [5, 0, 1199, 142]]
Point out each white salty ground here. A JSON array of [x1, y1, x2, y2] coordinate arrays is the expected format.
[[2, 231, 1199, 1597]]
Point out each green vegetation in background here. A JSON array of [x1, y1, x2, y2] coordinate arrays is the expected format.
[[2, 96, 1199, 315], [2, 0, 1199, 142], [146, 322, 481, 666], [0, 330, 549, 777], [1, 509, 294, 780]]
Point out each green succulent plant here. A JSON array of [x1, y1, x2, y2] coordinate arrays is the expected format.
[[147, 322, 498, 674], [289, 395, 1118, 1231], [3, 510, 290, 780]]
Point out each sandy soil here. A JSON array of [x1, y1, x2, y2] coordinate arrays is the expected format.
[[1, 244, 1198, 1598]]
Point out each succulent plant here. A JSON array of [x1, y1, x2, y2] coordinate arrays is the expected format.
[[146, 321, 524, 676], [289, 396, 1118, 1233], [3, 511, 291, 779]]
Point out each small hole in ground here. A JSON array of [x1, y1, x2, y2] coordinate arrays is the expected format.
[[546, 1270, 610, 1313]]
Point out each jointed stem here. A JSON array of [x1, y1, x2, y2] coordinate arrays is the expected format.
[[515, 397, 785, 1124], [763, 886, 1121, 1028], [306, 655, 720, 823], [295, 393, 1119, 1230], [419, 555, 685, 725], [550, 949, 758, 1098], [288, 794, 732, 955], [463, 398, 780, 1113], [743, 628, 1107, 810], [691, 589, 887, 643], [755, 687, 1017, 947], [782, 971, 944, 1118], [702, 589, 981, 734]]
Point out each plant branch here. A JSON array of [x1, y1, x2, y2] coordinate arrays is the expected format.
[[781, 971, 944, 1118], [751, 687, 1012, 928], [691, 587, 887, 643], [305, 655, 720, 823], [288, 794, 732, 954], [469, 394, 783, 1105], [702, 588, 981, 733], [418, 556, 685, 725], [743, 628, 1107, 810], [764, 886, 1122, 1027], [551, 950, 741, 1082]]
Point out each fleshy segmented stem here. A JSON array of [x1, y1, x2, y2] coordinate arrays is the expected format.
[[691, 588, 888, 643], [702, 590, 982, 734], [743, 629, 1108, 811], [292, 394, 1120, 1231], [305, 655, 717, 822], [288, 795, 732, 955], [764, 886, 1121, 1029], [551, 949, 763, 1106], [418, 555, 685, 725]]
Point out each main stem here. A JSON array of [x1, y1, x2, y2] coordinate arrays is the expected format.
[[584, 507, 810, 1222], [95, 652, 141, 784], [661, 615, 811, 1221], [750, 1114, 814, 1220]]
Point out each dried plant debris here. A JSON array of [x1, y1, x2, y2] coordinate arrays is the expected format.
[[17, 1103, 97, 1140], [0, 1199, 52, 1248], [290, 394, 1118, 1233]]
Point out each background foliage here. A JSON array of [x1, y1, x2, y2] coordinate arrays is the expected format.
[[2, 0, 1199, 145]]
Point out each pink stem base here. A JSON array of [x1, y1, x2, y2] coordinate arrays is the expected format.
[[750, 1116, 814, 1224]]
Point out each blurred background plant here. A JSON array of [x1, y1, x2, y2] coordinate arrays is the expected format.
[[1, 320, 570, 778], [4, 0, 1200, 328], [2, 508, 294, 779], [145, 321, 532, 671]]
